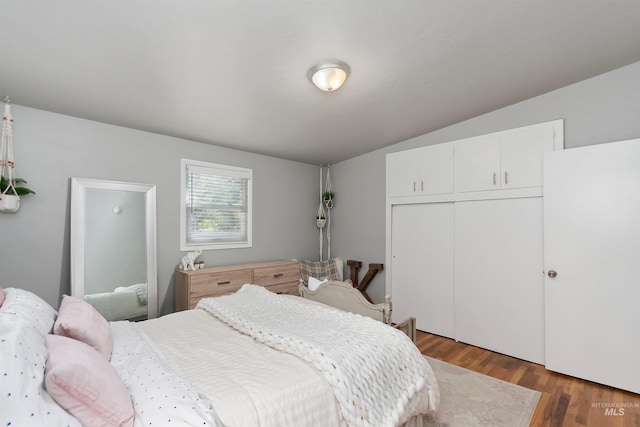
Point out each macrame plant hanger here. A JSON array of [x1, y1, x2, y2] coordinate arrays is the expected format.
[[0, 97, 20, 213], [323, 166, 333, 260], [316, 166, 326, 261]]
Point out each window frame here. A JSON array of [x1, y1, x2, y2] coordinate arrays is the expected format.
[[180, 158, 253, 251]]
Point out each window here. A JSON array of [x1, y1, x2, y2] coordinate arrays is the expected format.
[[180, 159, 252, 251]]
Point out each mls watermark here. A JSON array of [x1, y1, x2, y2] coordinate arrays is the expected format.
[[592, 402, 640, 416]]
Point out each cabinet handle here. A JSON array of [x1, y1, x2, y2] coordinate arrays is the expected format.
[[421, 181, 424, 191], [273, 273, 284, 278], [493, 172, 497, 185], [413, 181, 416, 192], [217, 281, 231, 285], [504, 171, 508, 185]]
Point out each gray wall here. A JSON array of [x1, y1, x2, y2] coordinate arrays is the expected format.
[[0, 106, 319, 313], [332, 61, 640, 303]]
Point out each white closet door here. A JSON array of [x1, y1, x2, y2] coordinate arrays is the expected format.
[[455, 198, 544, 364], [391, 203, 455, 337], [544, 139, 640, 394]]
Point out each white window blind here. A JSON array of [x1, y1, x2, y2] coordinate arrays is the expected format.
[[180, 159, 252, 251]]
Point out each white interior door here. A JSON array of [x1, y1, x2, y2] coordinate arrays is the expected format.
[[544, 138, 640, 394], [455, 198, 545, 364], [391, 203, 455, 337]]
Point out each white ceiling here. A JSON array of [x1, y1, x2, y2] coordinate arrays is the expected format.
[[2, 1, 640, 165]]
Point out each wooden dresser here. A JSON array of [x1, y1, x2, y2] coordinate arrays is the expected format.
[[174, 260, 301, 311]]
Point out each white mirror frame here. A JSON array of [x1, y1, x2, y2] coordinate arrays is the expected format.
[[71, 177, 158, 319]]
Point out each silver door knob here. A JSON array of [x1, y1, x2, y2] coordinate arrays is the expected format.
[[548, 270, 557, 278]]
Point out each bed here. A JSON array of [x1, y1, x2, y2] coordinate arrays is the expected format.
[[299, 279, 392, 324], [83, 283, 148, 321], [0, 283, 439, 427]]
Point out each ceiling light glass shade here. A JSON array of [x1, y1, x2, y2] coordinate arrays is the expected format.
[[308, 60, 350, 91]]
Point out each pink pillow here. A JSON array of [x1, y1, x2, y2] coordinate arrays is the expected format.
[[0, 287, 5, 307], [45, 335, 134, 427], [53, 295, 113, 360]]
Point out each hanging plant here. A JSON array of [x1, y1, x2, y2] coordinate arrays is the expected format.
[[316, 202, 326, 228], [323, 191, 334, 209], [1, 98, 34, 212], [0, 176, 35, 196]]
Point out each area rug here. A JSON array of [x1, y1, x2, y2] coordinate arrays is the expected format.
[[423, 356, 541, 427]]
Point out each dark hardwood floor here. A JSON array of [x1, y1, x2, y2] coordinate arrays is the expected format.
[[416, 331, 640, 427]]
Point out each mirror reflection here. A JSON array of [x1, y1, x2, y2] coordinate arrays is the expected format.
[[71, 178, 157, 321]]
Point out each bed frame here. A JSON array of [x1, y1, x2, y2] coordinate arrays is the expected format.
[[298, 280, 392, 324]]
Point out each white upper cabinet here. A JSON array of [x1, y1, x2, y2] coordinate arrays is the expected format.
[[387, 149, 421, 197], [387, 120, 563, 201], [500, 125, 555, 189], [453, 134, 501, 193], [455, 123, 557, 193], [387, 143, 454, 197]]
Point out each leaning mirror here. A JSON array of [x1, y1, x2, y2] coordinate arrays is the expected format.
[[71, 177, 157, 320]]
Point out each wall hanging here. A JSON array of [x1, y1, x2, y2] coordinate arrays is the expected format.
[[0, 97, 34, 213], [316, 167, 326, 260], [316, 165, 334, 260]]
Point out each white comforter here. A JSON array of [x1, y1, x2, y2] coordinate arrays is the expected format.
[[110, 321, 222, 426], [136, 289, 438, 427], [138, 307, 342, 426]]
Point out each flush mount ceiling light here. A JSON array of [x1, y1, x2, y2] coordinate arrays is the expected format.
[[307, 60, 350, 92]]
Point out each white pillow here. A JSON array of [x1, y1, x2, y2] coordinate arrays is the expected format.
[[0, 303, 82, 427], [308, 276, 328, 291], [0, 287, 57, 336]]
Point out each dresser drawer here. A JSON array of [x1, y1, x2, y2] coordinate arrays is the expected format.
[[254, 262, 300, 287], [189, 269, 252, 305], [265, 281, 299, 296]]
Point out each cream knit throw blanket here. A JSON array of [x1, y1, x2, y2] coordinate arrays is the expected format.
[[196, 284, 433, 427]]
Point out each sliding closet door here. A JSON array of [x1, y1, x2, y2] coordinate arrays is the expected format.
[[391, 203, 455, 337], [455, 197, 544, 364], [544, 139, 640, 393]]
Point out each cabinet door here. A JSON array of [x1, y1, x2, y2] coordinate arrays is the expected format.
[[391, 203, 455, 337], [454, 198, 544, 364], [387, 149, 420, 197], [387, 144, 454, 197], [417, 143, 454, 195], [500, 125, 554, 189], [455, 135, 501, 193]]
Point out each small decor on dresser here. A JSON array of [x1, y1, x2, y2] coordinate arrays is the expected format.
[[179, 249, 202, 271]]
